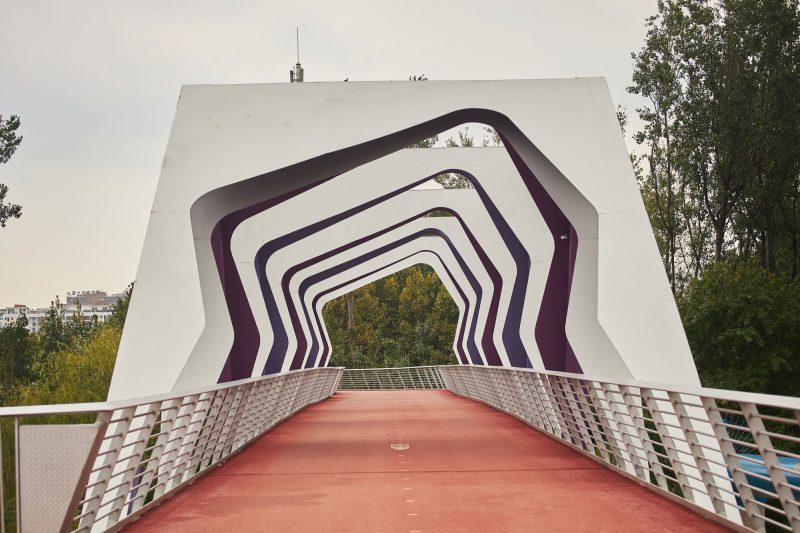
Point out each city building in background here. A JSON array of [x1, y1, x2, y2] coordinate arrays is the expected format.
[[66, 290, 122, 307], [0, 289, 123, 333]]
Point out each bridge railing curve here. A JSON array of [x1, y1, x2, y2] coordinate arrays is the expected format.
[[0, 367, 343, 533], [337, 366, 444, 390], [438, 364, 800, 533]]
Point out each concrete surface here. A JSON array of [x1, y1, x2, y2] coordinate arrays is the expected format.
[[125, 391, 729, 532]]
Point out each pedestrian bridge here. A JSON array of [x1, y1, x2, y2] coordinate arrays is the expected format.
[[4, 79, 799, 532], [2, 366, 799, 532]]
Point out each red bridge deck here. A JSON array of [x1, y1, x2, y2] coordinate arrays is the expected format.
[[126, 390, 728, 532]]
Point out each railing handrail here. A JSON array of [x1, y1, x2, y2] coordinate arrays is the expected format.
[[1, 366, 345, 533], [3, 363, 796, 417], [0, 366, 346, 418], [339, 365, 442, 371], [438, 364, 800, 531], [438, 364, 800, 410]]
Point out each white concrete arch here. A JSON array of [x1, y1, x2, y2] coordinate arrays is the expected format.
[[290, 216, 492, 370], [228, 190, 513, 380], [111, 80, 695, 401]]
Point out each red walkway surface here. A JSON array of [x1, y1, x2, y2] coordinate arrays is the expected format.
[[126, 390, 728, 532]]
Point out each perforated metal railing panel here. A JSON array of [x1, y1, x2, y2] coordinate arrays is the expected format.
[[338, 366, 444, 390]]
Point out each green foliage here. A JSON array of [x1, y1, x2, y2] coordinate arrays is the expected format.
[[444, 128, 475, 148], [324, 265, 459, 368], [481, 126, 502, 147], [0, 114, 23, 227], [0, 114, 22, 164], [0, 184, 21, 228], [0, 285, 134, 408], [17, 325, 120, 405], [678, 262, 800, 395], [0, 287, 129, 531], [0, 315, 38, 400], [626, 0, 800, 288], [107, 283, 133, 329], [436, 128, 476, 189], [35, 296, 100, 371], [408, 135, 439, 149], [435, 172, 473, 189]]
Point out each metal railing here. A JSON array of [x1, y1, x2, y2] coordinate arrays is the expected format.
[[438, 365, 800, 532], [0, 366, 343, 533], [337, 366, 444, 390]]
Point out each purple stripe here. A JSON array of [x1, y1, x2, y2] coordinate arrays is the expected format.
[[212, 177, 337, 382], [503, 139, 582, 373], [204, 110, 583, 382], [268, 208, 489, 373]]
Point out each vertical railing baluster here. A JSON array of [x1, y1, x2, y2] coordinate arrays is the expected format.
[[740, 402, 799, 530], [702, 397, 764, 530], [668, 392, 740, 521]]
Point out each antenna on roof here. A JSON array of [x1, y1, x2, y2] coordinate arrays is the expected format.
[[290, 27, 304, 83]]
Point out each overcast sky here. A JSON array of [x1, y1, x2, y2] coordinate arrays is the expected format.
[[0, 0, 655, 307]]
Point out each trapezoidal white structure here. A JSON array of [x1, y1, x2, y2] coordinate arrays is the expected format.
[[110, 79, 696, 401]]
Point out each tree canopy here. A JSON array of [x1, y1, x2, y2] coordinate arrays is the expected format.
[[625, 0, 800, 394], [323, 265, 459, 368], [627, 0, 800, 290]]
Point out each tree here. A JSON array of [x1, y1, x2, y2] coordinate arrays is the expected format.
[[38, 296, 71, 359], [436, 128, 476, 189], [107, 283, 134, 329], [0, 114, 23, 227], [627, 0, 800, 286], [324, 265, 460, 368], [678, 262, 800, 396], [18, 325, 121, 406], [0, 314, 37, 401], [481, 126, 503, 147]]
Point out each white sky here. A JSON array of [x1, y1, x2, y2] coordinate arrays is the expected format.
[[0, 0, 655, 307]]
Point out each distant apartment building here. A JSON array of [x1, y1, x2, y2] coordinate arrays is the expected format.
[[66, 290, 123, 307], [0, 290, 121, 333]]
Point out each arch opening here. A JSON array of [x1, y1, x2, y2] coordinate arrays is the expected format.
[[199, 110, 594, 383], [323, 264, 460, 369]]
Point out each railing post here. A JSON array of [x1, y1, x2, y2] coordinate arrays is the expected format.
[[667, 392, 742, 522], [13, 418, 19, 533], [569, 379, 611, 462], [155, 395, 197, 498], [740, 401, 800, 531], [94, 401, 161, 529], [532, 373, 561, 437], [702, 397, 764, 530], [587, 383, 637, 476], [642, 388, 720, 514], [78, 406, 135, 531], [542, 375, 584, 447], [562, 377, 597, 453], [619, 385, 671, 490], [213, 383, 252, 462], [165, 394, 206, 492], [126, 400, 178, 516], [599, 383, 648, 481], [519, 372, 548, 431]]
